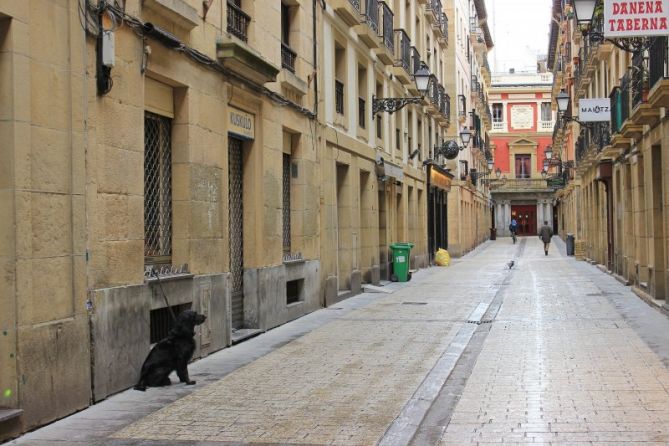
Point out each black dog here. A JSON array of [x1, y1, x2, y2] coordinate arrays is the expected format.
[[134, 309, 207, 391]]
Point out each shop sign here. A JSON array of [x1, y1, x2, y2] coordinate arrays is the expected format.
[[430, 168, 452, 191], [578, 98, 611, 122], [604, 0, 669, 38], [228, 107, 255, 140]]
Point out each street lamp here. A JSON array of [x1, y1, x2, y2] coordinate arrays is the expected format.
[[495, 167, 501, 179], [544, 146, 553, 160], [373, 63, 432, 116], [541, 169, 548, 180], [487, 158, 494, 171], [555, 90, 595, 128], [435, 127, 473, 160], [571, 0, 652, 53], [572, 0, 597, 28]]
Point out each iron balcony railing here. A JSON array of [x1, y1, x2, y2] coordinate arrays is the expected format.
[[379, 2, 394, 53], [440, 13, 449, 44], [441, 90, 450, 121], [349, 0, 361, 11], [592, 122, 611, 150], [363, 0, 379, 33], [227, 1, 250, 42], [281, 43, 296, 72], [620, 73, 631, 124], [649, 36, 668, 91], [394, 29, 410, 71], [426, 0, 442, 22], [609, 87, 623, 134], [631, 51, 648, 109], [575, 128, 589, 163]]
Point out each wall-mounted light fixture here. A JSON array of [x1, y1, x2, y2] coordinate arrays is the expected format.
[[372, 64, 431, 116]]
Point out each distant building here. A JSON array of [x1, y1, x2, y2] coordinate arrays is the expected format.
[[489, 71, 557, 236]]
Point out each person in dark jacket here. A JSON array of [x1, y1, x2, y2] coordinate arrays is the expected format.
[[539, 221, 553, 256]]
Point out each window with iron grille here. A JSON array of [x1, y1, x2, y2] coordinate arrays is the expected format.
[[358, 97, 366, 128], [335, 80, 344, 115], [282, 153, 291, 253], [144, 112, 172, 264], [150, 302, 192, 344]]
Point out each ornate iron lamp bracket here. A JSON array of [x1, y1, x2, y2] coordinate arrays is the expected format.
[[372, 95, 423, 117], [587, 32, 653, 54]]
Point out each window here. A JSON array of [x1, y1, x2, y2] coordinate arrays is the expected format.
[[515, 154, 531, 179], [540, 102, 551, 122], [359, 97, 366, 128], [492, 103, 503, 122], [458, 94, 467, 116], [334, 45, 345, 116], [396, 128, 400, 151], [144, 112, 172, 265], [282, 153, 291, 253], [281, 3, 296, 72], [335, 80, 344, 115]]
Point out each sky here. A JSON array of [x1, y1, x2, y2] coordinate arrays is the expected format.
[[484, 0, 554, 73]]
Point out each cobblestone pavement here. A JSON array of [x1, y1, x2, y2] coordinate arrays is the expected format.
[[7, 237, 669, 446], [439, 238, 669, 445]]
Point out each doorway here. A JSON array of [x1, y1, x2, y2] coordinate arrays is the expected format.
[[228, 136, 245, 329], [511, 204, 537, 236]]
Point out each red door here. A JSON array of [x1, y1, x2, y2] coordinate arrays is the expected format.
[[511, 205, 536, 236]]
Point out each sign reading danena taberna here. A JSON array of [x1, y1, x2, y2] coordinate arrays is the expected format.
[[604, 0, 669, 38], [228, 106, 255, 140], [579, 98, 611, 122]]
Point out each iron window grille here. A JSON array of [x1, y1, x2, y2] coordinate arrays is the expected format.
[[283, 153, 291, 254], [150, 302, 192, 344], [649, 36, 668, 91], [335, 80, 345, 115], [281, 43, 297, 72], [144, 112, 172, 265], [359, 97, 366, 128]]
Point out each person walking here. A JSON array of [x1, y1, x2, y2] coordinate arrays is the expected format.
[[509, 218, 518, 243], [539, 220, 553, 256]]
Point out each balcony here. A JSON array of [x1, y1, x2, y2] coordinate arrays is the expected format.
[[392, 29, 412, 84], [218, 3, 279, 85], [437, 13, 449, 47], [648, 36, 669, 109], [490, 178, 552, 192], [539, 121, 554, 131], [425, 0, 442, 25], [227, 1, 250, 42], [331, 0, 364, 26], [492, 121, 506, 131], [355, 0, 381, 48], [375, 1, 395, 64]]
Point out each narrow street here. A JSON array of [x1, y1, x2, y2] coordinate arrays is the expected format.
[[7, 237, 669, 446]]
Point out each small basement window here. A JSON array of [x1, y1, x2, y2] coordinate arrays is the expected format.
[[150, 302, 192, 344], [286, 279, 304, 305]]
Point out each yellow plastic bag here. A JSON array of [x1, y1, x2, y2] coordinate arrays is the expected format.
[[435, 248, 450, 266]]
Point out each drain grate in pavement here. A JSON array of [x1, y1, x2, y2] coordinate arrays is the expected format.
[[402, 302, 428, 305], [466, 319, 493, 325]]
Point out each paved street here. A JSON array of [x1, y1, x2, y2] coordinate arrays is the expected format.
[[6, 237, 669, 446]]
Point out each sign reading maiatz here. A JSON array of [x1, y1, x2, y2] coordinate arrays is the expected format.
[[579, 98, 611, 122], [605, 0, 669, 38]]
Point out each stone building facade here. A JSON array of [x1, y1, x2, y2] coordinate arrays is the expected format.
[[0, 0, 493, 439], [549, 0, 669, 312], [489, 71, 557, 237], [442, 0, 493, 256]]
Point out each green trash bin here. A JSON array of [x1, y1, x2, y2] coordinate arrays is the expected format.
[[390, 242, 414, 282]]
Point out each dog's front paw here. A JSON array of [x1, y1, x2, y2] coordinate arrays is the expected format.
[[186, 380, 196, 385]]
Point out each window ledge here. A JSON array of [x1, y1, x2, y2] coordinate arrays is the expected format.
[[278, 69, 309, 96], [142, 0, 200, 30], [145, 273, 195, 284]]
